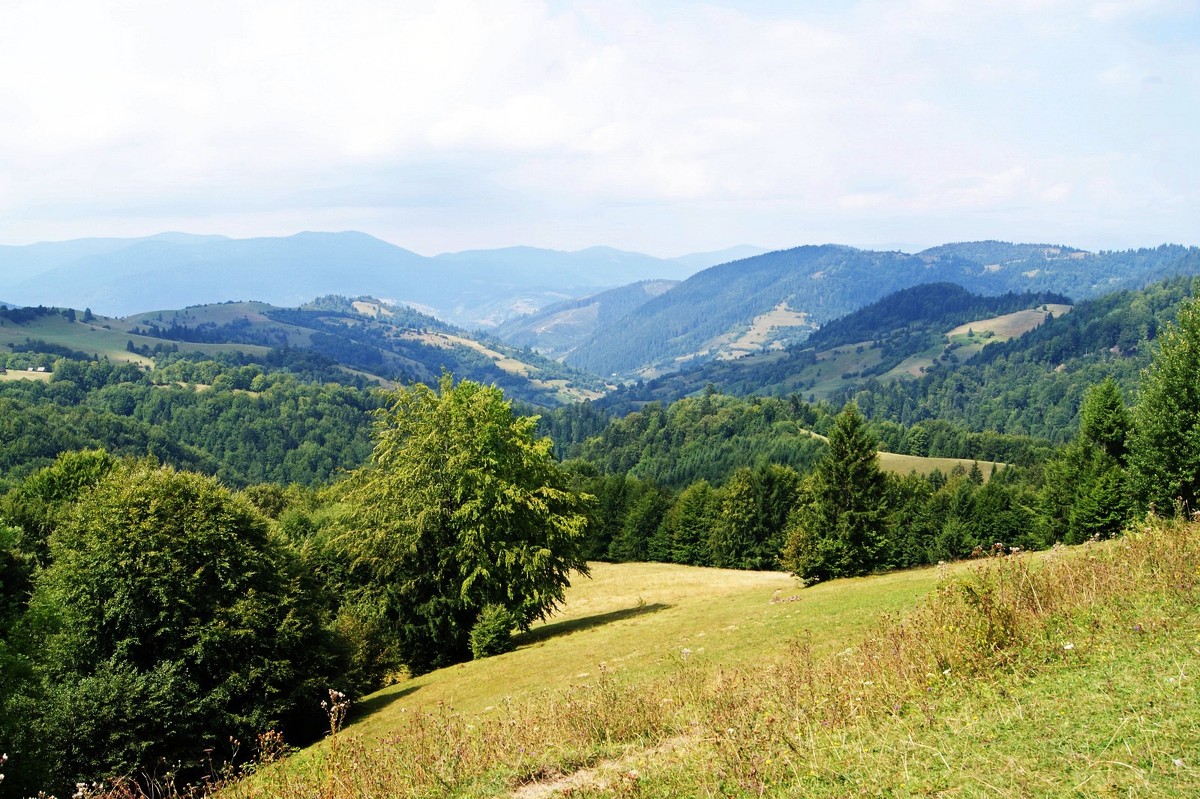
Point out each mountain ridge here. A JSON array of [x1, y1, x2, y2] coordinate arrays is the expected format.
[[0, 232, 726, 326], [565, 242, 1200, 378]]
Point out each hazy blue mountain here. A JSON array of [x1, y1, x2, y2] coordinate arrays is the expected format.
[[0, 233, 228, 280], [0, 232, 730, 326], [668, 244, 769, 271], [493, 279, 679, 358]]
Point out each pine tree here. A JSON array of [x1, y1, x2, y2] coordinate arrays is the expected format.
[[782, 402, 888, 581]]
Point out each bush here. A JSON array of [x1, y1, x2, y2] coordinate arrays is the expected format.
[[470, 604, 516, 659]]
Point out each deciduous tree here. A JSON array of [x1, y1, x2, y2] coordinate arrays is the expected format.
[[346, 375, 589, 674]]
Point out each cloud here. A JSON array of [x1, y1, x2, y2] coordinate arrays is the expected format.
[[0, 0, 1197, 253]]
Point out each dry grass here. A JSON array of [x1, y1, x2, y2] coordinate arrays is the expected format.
[[878, 451, 1003, 480]]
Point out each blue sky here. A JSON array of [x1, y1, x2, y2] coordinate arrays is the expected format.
[[1, 0, 1197, 256]]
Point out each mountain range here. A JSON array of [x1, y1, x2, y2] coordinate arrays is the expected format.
[[554, 241, 1199, 378], [0, 232, 762, 327], [4, 232, 1199, 386]]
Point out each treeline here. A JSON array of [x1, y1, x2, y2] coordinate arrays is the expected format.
[[561, 295, 1200, 582], [541, 391, 1053, 488], [559, 409, 1044, 573]]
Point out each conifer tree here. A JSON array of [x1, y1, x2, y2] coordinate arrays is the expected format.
[[1130, 298, 1200, 513], [782, 402, 888, 581], [1079, 377, 1130, 463]]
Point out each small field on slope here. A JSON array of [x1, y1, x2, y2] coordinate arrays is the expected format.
[[0, 312, 269, 363], [213, 518, 1200, 798]]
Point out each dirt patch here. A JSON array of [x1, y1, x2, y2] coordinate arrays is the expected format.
[[510, 737, 692, 798]]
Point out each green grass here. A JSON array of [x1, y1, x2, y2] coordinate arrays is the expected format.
[[348, 560, 950, 740], [879, 451, 1003, 480], [0, 312, 270, 364], [202, 519, 1199, 799]]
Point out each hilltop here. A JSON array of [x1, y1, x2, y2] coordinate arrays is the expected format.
[[494, 279, 680, 359], [0, 296, 606, 407]]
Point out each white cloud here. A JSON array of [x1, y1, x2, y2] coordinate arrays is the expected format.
[[0, 0, 1197, 252]]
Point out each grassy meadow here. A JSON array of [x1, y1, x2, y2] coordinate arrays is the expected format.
[[0, 312, 270, 364], [177, 517, 1200, 799]]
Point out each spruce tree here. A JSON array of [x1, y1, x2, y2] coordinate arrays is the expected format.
[[1130, 298, 1200, 513], [1079, 377, 1130, 464], [782, 402, 888, 581]]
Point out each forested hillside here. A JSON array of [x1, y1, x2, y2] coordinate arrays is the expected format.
[[494, 279, 678, 357], [565, 242, 1199, 378], [565, 245, 978, 376], [593, 274, 1199, 443], [2, 297, 606, 406], [837, 274, 1200, 440], [0, 350, 382, 491]]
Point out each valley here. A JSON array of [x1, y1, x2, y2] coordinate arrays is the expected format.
[[2, 236, 1200, 797]]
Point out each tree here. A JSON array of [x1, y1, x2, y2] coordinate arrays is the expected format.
[[1079, 377, 1130, 463], [28, 461, 334, 790], [782, 402, 888, 581], [664, 480, 721, 565], [1130, 298, 1200, 513], [710, 464, 802, 570], [345, 375, 589, 674]]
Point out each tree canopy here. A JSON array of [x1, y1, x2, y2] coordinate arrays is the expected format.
[[345, 375, 590, 674]]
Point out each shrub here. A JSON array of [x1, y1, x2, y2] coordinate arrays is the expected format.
[[469, 604, 516, 659]]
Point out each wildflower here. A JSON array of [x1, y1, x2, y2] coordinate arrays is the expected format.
[[1062, 642, 1074, 651]]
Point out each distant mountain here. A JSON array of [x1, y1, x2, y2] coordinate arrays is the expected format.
[[667, 245, 769, 272], [493, 279, 679, 358], [565, 242, 1200, 378], [0, 232, 733, 327], [564, 245, 984, 377], [0, 232, 229, 281]]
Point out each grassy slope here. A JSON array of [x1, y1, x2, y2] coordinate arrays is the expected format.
[[350, 561, 948, 738], [224, 520, 1200, 798], [0, 312, 268, 364]]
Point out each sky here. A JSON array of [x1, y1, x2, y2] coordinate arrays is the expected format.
[[1, 0, 1197, 257]]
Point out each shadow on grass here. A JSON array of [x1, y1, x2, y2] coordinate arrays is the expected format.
[[516, 602, 671, 647], [352, 683, 420, 720]]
